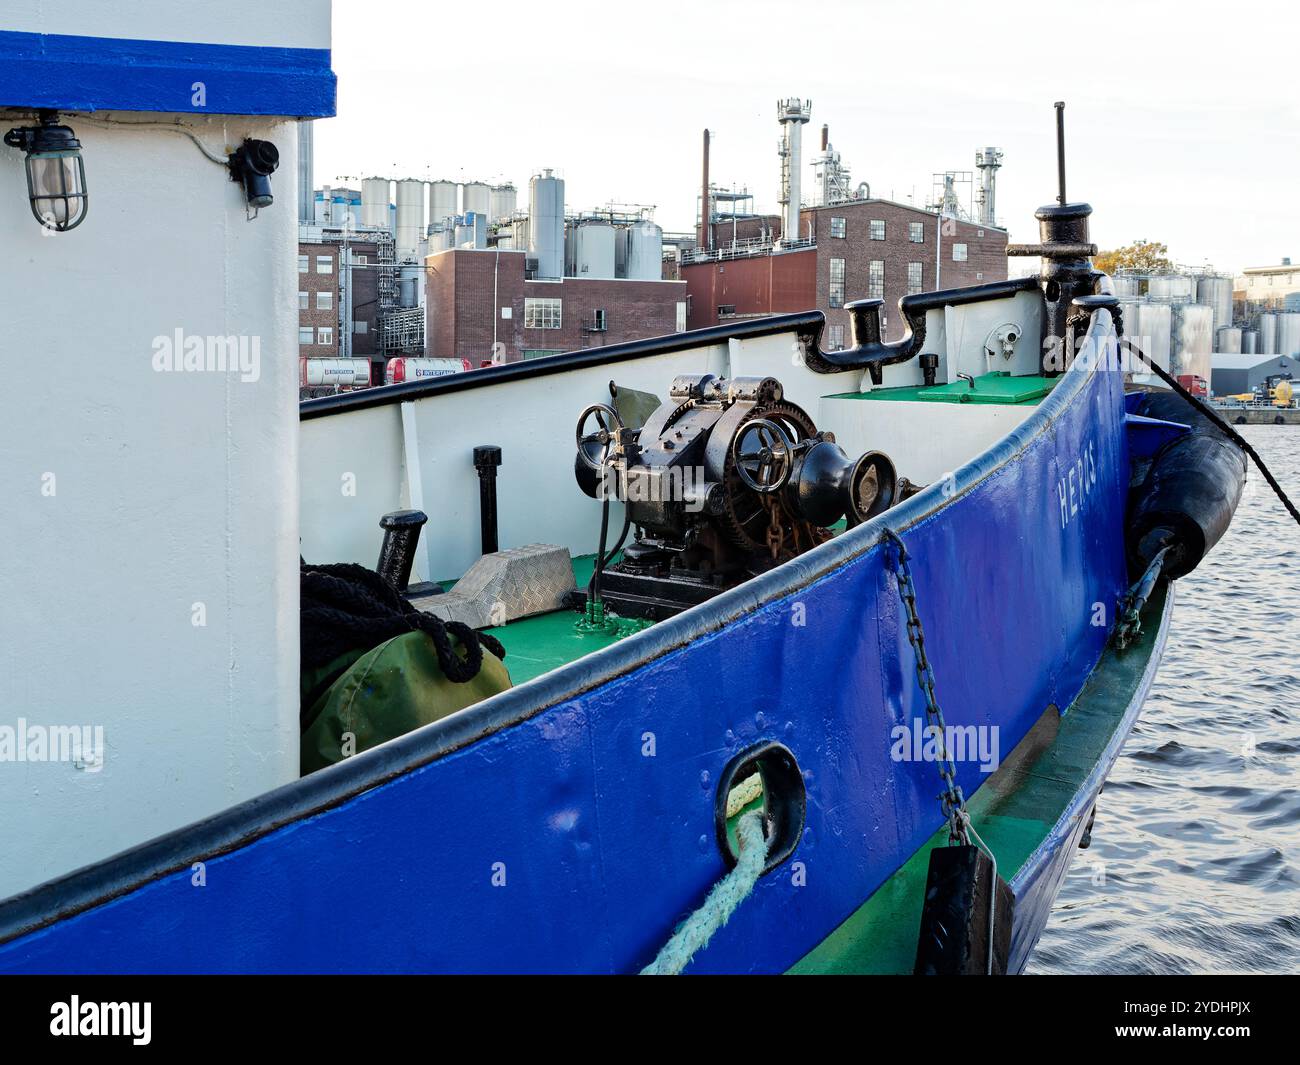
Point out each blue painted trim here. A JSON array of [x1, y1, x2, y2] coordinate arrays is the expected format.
[[0, 31, 335, 116]]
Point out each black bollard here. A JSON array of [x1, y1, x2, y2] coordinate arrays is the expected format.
[[376, 509, 428, 592], [473, 445, 502, 556]]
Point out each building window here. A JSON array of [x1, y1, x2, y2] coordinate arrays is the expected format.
[[524, 297, 562, 329], [868, 260, 884, 299], [717, 304, 736, 316], [298, 326, 314, 345], [297, 255, 308, 273], [909, 222, 924, 243], [354, 255, 368, 265], [591, 308, 608, 331], [523, 349, 563, 360], [977, 229, 985, 237], [907, 262, 923, 295], [952, 243, 968, 262], [830, 217, 846, 239], [829, 258, 846, 308], [676, 301, 687, 332], [298, 291, 308, 310], [827, 324, 845, 349], [315, 255, 333, 274], [869, 219, 886, 241], [317, 291, 333, 310], [317, 326, 333, 345]]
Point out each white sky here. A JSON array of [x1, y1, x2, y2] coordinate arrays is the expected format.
[[315, 0, 1299, 275]]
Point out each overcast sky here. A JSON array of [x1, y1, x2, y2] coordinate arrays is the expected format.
[[314, 0, 1298, 275]]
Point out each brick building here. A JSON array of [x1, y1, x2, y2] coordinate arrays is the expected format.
[[426, 248, 687, 364], [682, 199, 1007, 344], [298, 225, 383, 375]]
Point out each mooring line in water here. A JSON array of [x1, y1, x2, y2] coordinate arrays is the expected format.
[[639, 810, 769, 975], [1119, 338, 1300, 529]]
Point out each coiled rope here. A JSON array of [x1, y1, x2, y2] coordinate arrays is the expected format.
[[640, 810, 770, 975], [300, 562, 506, 713]]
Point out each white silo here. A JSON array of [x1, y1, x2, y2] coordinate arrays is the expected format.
[[1196, 275, 1234, 333], [1217, 326, 1243, 354], [1112, 275, 1140, 298], [1122, 301, 1173, 373], [1277, 312, 1300, 356], [573, 221, 616, 279], [361, 177, 390, 229], [1147, 275, 1195, 300], [529, 170, 565, 279], [490, 183, 517, 222], [624, 222, 664, 281], [395, 179, 425, 260], [462, 181, 491, 219], [428, 180, 458, 230], [1242, 330, 1259, 355], [1259, 313, 1278, 355], [1171, 303, 1213, 381]]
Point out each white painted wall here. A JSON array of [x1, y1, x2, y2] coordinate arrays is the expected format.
[[0, 111, 302, 899]]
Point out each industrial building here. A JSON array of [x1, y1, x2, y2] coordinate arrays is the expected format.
[[681, 100, 1009, 341], [1210, 353, 1296, 397], [1236, 259, 1300, 312], [425, 169, 686, 364]]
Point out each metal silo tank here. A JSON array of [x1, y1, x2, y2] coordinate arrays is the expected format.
[[1242, 330, 1259, 355], [428, 180, 458, 229], [1196, 275, 1234, 333], [1216, 326, 1242, 354], [1277, 312, 1300, 356], [490, 184, 517, 222], [625, 221, 664, 280], [528, 170, 565, 279], [1147, 275, 1195, 300], [1259, 313, 1277, 355], [1170, 303, 1213, 381], [361, 177, 390, 229], [462, 182, 491, 219], [1112, 275, 1140, 298], [395, 179, 425, 260], [574, 221, 616, 279], [1123, 301, 1172, 374]]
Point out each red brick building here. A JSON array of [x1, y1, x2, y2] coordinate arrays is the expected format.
[[683, 199, 1007, 345], [426, 248, 687, 364]]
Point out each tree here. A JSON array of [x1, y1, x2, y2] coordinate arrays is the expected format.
[[1095, 240, 1173, 276]]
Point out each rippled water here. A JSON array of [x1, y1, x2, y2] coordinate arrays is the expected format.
[[1030, 426, 1300, 975]]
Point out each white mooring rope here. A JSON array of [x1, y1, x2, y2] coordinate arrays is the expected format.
[[640, 810, 770, 975]]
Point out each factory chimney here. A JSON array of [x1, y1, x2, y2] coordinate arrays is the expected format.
[[975, 146, 1003, 227], [776, 98, 811, 246], [700, 129, 711, 251]]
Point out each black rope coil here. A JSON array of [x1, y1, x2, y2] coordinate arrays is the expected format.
[[301, 562, 506, 683]]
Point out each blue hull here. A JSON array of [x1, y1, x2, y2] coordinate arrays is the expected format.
[[0, 320, 1137, 973]]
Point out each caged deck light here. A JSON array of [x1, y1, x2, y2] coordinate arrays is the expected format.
[[4, 111, 88, 232]]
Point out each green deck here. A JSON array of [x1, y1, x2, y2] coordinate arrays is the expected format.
[[789, 583, 1169, 973], [825, 371, 1056, 405]]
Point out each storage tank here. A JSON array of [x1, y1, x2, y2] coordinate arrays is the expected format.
[[1277, 312, 1300, 356], [361, 177, 390, 229], [300, 358, 371, 388], [1259, 313, 1278, 355], [624, 221, 664, 280], [1147, 274, 1195, 300], [462, 181, 491, 219], [1112, 275, 1141, 298], [1216, 326, 1243, 354], [528, 170, 565, 279], [1242, 330, 1259, 355], [427, 224, 454, 254], [397, 264, 422, 308], [490, 183, 517, 222], [1170, 303, 1213, 381], [573, 221, 616, 279], [1121, 300, 1172, 373], [394, 179, 425, 260], [1196, 275, 1234, 333], [428, 180, 458, 229]]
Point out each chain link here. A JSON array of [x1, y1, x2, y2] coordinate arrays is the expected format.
[[883, 529, 969, 846], [1114, 544, 1170, 651]]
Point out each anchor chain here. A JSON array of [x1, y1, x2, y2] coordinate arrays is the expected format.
[[883, 529, 969, 846], [1114, 544, 1170, 651]]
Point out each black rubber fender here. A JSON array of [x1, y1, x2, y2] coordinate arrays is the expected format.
[[1126, 390, 1246, 580]]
